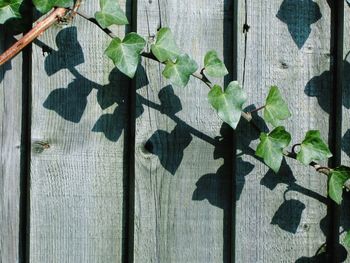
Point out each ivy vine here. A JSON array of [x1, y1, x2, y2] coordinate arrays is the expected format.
[[1, 0, 350, 256]]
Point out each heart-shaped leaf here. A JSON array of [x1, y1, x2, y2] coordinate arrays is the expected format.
[[162, 54, 198, 87], [208, 81, 247, 129], [263, 86, 291, 127], [151, 27, 180, 62], [329, 166, 350, 204], [0, 0, 23, 23], [256, 126, 291, 173], [105, 32, 146, 78], [204, 50, 228, 77], [33, 0, 73, 14], [296, 130, 332, 165], [95, 0, 128, 29]]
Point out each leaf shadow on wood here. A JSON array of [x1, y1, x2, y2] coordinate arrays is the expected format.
[[342, 129, 350, 158], [43, 64, 131, 142], [276, 0, 322, 49], [43, 75, 96, 123], [0, 25, 19, 84], [295, 243, 347, 263], [142, 85, 194, 174], [192, 123, 239, 263], [234, 107, 329, 236], [145, 124, 192, 175], [0, 1, 32, 36], [44, 27, 85, 76], [261, 161, 328, 235], [41, 26, 133, 142], [0, 57, 11, 84], [304, 59, 350, 113], [193, 124, 254, 206], [271, 199, 305, 234]]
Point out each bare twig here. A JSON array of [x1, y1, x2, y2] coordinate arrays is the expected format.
[[0, 8, 68, 66]]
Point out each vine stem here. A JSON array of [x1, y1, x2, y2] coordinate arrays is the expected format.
[[0, 7, 339, 184], [249, 105, 265, 114], [70, 0, 83, 17], [0, 8, 68, 66], [291, 143, 301, 154]]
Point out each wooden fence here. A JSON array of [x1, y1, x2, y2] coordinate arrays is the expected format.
[[0, 0, 349, 262]]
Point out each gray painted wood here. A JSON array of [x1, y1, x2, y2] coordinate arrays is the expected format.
[[0, 28, 25, 263], [133, 0, 233, 261], [235, 0, 331, 262], [341, 3, 350, 257], [29, 2, 130, 262]]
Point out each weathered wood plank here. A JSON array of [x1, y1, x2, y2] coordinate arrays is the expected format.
[[340, 2, 350, 258], [133, 0, 233, 261], [29, 2, 130, 262], [235, 0, 331, 261], [0, 28, 26, 263]]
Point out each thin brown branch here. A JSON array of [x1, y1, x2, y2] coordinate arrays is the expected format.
[[283, 151, 331, 177], [249, 105, 265, 114], [71, 0, 83, 17], [0, 8, 68, 66]]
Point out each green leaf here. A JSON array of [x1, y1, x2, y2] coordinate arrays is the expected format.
[[263, 86, 291, 127], [256, 126, 291, 173], [95, 0, 128, 29], [329, 166, 350, 204], [0, 0, 22, 23], [296, 130, 332, 165], [162, 54, 198, 87], [151, 27, 180, 63], [33, 0, 73, 14], [204, 50, 228, 77], [344, 231, 350, 248], [105, 32, 146, 78], [208, 81, 247, 129]]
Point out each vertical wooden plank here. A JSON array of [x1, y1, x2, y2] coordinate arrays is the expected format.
[[235, 0, 331, 261], [29, 2, 130, 262], [0, 28, 26, 263], [341, 1, 350, 257], [134, 0, 233, 261]]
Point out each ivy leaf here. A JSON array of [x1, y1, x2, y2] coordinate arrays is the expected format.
[[329, 166, 350, 205], [33, 0, 73, 14], [208, 81, 247, 129], [296, 130, 332, 165], [162, 54, 198, 87], [344, 231, 350, 248], [151, 27, 180, 63], [263, 86, 291, 127], [105, 32, 146, 78], [95, 0, 128, 29], [256, 126, 291, 173], [0, 0, 22, 23], [204, 50, 228, 77]]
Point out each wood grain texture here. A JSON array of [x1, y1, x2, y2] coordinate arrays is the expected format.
[[0, 28, 26, 263], [29, 2, 130, 262], [235, 0, 331, 262], [340, 2, 350, 257], [133, 0, 234, 261]]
